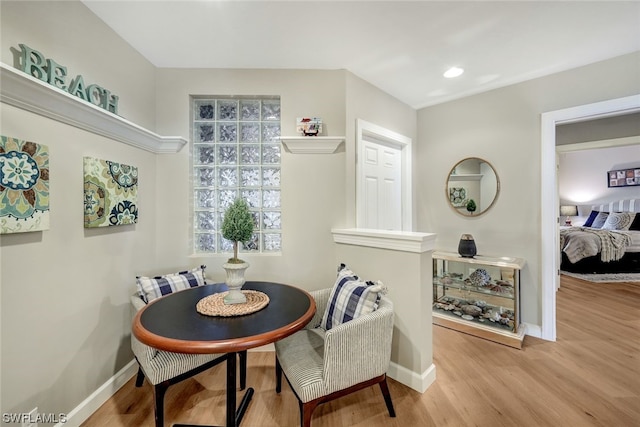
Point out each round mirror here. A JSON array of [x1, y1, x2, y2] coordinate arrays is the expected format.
[[446, 157, 500, 217]]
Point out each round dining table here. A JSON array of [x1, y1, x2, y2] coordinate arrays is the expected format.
[[132, 281, 316, 427]]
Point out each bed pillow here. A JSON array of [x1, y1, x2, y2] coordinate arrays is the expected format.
[[136, 265, 206, 303], [320, 264, 386, 331], [582, 210, 600, 227], [590, 211, 609, 229], [601, 212, 636, 231]]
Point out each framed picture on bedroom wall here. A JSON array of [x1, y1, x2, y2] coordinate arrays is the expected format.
[[607, 167, 640, 188]]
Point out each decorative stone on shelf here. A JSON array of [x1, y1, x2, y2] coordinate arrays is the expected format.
[[0, 62, 187, 154], [432, 251, 526, 349], [279, 136, 345, 154]]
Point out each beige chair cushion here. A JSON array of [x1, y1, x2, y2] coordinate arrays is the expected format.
[[130, 294, 222, 385], [275, 289, 394, 403]]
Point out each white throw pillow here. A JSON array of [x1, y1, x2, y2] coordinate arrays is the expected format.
[[601, 212, 636, 231]]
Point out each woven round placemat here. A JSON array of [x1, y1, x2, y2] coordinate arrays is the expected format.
[[196, 290, 269, 317]]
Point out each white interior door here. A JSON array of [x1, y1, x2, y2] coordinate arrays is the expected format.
[[356, 119, 412, 231], [362, 139, 402, 230]]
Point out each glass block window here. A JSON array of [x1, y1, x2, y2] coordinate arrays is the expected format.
[[192, 97, 281, 254]]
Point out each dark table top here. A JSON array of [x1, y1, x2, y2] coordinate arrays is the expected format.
[[132, 281, 316, 354]]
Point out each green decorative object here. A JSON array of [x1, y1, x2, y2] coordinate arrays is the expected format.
[[466, 199, 477, 213], [68, 75, 87, 100], [83, 157, 138, 228], [0, 135, 50, 234], [221, 198, 254, 304], [18, 43, 119, 114], [221, 198, 254, 263], [449, 187, 467, 207]]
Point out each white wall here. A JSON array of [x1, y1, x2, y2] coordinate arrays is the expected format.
[[559, 144, 640, 219], [334, 243, 434, 391], [0, 1, 157, 130], [153, 68, 348, 289], [151, 68, 417, 289], [417, 52, 640, 328], [1, 0, 158, 419], [344, 72, 418, 228]]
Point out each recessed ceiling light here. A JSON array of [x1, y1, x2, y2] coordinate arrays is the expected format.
[[444, 67, 464, 78]]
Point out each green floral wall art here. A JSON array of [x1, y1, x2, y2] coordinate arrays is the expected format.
[[83, 156, 138, 228], [449, 187, 467, 208], [0, 136, 50, 234]]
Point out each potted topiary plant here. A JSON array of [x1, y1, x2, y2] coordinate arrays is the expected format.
[[466, 199, 477, 214], [221, 198, 254, 304]]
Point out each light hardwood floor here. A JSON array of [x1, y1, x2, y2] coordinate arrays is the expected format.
[[81, 276, 640, 427]]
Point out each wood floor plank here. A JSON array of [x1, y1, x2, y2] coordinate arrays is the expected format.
[[81, 276, 639, 427]]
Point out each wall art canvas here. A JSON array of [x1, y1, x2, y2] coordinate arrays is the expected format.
[[449, 187, 467, 207], [607, 167, 640, 188], [0, 136, 50, 234], [83, 156, 138, 228]]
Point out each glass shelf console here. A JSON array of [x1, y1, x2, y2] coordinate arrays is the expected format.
[[432, 251, 526, 349]]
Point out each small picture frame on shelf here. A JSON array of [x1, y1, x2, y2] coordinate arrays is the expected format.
[[296, 117, 322, 136], [607, 167, 640, 187]]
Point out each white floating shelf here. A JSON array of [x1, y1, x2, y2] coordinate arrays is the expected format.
[[449, 174, 483, 181], [280, 136, 345, 154], [0, 63, 187, 154]]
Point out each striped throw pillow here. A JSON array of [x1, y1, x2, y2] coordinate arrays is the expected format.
[[320, 264, 386, 331], [136, 265, 206, 303]]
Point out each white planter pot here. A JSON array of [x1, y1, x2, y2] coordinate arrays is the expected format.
[[222, 261, 249, 304]]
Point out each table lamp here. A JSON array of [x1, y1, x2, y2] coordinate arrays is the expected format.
[[560, 205, 578, 226]]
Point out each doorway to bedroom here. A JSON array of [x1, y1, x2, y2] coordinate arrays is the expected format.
[[540, 95, 640, 342], [557, 137, 640, 277]]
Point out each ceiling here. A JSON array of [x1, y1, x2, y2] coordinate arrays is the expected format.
[[83, 1, 640, 109]]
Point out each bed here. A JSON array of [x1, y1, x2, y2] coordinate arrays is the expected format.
[[560, 199, 640, 274]]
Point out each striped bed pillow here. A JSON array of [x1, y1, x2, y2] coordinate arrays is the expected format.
[[136, 265, 206, 303], [320, 264, 386, 331]]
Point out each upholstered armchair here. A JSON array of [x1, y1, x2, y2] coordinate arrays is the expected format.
[[130, 294, 247, 427], [274, 287, 396, 427]]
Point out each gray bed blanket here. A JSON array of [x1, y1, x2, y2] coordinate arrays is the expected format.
[[560, 227, 632, 263]]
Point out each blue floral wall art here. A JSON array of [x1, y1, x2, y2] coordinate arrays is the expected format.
[[83, 156, 138, 228], [0, 136, 50, 234]]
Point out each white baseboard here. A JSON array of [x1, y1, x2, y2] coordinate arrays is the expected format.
[[56, 360, 138, 427], [57, 350, 441, 426], [249, 348, 438, 393], [387, 361, 436, 394], [523, 322, 542, 339], [255, 348, 437, 393], [56, 347, 272, 427]]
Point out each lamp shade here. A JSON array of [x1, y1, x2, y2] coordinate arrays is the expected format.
[[560, 205, 578, 216]]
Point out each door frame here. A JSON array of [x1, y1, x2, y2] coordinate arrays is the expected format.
[[540, 94, 640, 341], [356, 119, 412, 231]]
